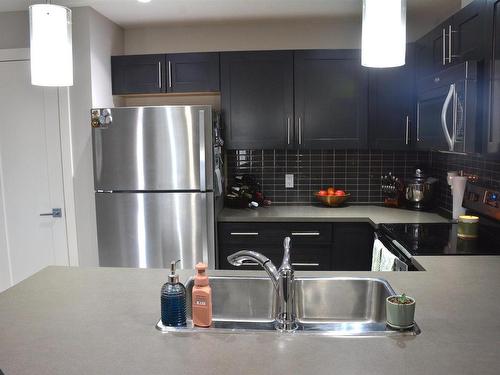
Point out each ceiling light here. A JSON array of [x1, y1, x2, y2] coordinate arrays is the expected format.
[[29, 3, 73, 86], [137, 0, 152, 3], [361, 0, 407, 68]]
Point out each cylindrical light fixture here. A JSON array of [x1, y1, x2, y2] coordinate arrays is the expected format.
[[29, 3, 73, 86], [362, 0, 407, 68]]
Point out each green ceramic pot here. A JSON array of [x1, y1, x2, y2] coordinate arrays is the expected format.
[[386, 295, 416, 328]]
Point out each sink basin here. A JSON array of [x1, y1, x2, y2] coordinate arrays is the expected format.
[[156, 276, 420, 336]]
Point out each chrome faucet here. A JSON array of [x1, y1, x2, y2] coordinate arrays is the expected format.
[[227, 237, 296, 331]]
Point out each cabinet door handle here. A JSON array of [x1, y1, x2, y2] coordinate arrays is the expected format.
[[168, 60, 172, 88], [298, 117, 302, 145], [158, 61, 162, 88], [292, 263, 320, 267], [287, 117, 291, 145], [291, 232, 320, 236], [448, 25, 453, 64], [230, 232, 259, 236], [239, 261, 259, 266], [405, 115, 410, 145], [416, 103, 420, 142], [442, 28, 447, 65]]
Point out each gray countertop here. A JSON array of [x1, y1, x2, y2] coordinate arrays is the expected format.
[[218, 205, 449, 225], [1, 258, 500, 375]]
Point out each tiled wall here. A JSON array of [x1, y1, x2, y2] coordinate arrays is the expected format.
[[226, 150, 430, 205], [430, 152, 500, 212]]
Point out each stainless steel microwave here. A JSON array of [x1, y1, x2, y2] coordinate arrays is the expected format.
[[416, 62, 478, 153]]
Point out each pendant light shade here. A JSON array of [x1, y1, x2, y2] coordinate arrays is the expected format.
[[29, 4, 73, 86], [361, 0, 407, 68]]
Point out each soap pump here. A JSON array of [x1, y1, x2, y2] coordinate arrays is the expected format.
[[192, 263, 212, 327], [160, 260, 187, 327]]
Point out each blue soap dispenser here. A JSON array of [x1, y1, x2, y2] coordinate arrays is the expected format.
[[161, 260, 187, 327]]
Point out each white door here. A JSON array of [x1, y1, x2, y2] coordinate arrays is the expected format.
[[0, 58, 69, 291]]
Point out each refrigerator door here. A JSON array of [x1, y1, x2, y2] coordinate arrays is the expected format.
[[92, 106, 213, 191], [95, 192, 215, 269]]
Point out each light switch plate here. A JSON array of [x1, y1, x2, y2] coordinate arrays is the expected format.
[[285, 174, 294, 188]]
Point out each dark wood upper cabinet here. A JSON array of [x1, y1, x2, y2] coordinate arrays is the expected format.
[[416, 0, 486, 79], [221, 51, 294, 150], [483, 0, 500, 157], [415, 22, 448, 78], [452, 0, 487, 64], [112, 52, 220, 95], [111, 54, 165, 95], [166, 52, 220, 93], [294, 50, 368, 149], [368, 44, 416, 150]]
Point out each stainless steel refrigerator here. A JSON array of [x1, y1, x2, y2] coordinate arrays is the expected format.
[[92, 105, 216, 269]]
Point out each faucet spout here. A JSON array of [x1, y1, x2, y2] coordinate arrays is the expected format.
[[227, 250, 279, 290], [227, 237, 297, 331]]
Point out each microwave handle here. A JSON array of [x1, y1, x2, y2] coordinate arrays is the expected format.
[[441, 83, 455, 151]]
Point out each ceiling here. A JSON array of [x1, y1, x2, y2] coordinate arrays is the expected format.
[[0, 0, 461, 28]]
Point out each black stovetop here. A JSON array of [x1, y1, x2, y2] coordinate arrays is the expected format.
[[380, 221, 500, 256]]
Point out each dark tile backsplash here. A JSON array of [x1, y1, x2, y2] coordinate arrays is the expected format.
[[430, 152, 500, 212], [226, 149, 430, 205], [225, 149, 500, 209]]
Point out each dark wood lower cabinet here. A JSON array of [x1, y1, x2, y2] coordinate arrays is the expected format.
[[331, 223, 374, 271], [217, 222, 374, 271]]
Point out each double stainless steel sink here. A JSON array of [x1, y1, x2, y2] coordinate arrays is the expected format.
[[156, 276, 420, 336]]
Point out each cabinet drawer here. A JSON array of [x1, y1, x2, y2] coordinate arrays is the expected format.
[[218, 223, 286, 245], [218, 222, 333, 245], [218, 244, 331, 271]]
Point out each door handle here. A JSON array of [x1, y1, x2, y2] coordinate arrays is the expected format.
[[40, 208, 62, 218], [287, 117, 291, 145], [298, 117, 302, 145], [442, 28, 447, 66], [441, 84, 455, 151], [168, 60, 172, 88], [230, 232, 259, 236], [239, 261, 259, 266], [292, 263, 320, 267], [158, 61, 162, 88], [291, 232, 320, 236], [416, 103, 420, 142], [405, 115, 410, 145]]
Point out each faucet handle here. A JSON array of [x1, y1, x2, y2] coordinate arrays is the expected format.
[[280, 237, 292, 271]]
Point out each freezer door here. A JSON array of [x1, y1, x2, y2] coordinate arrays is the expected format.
[[92, 106, 213, 191], [95, 192, 215, 269]]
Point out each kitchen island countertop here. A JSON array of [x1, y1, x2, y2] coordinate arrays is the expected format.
[[218, 204, 449, 225], [1, 257, 500, 375]]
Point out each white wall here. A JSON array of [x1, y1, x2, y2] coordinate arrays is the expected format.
[[0, 11, 29, 49], [89, 10, 125, 107], [125, 18, 362, 54], [123, 6, 461, 55], [69, 7, 124, 266]]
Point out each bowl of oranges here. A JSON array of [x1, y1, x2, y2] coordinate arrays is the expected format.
[[314, 187, 350, 207]]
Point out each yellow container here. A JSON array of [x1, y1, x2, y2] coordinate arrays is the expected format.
[[457, 215, 479, 239]]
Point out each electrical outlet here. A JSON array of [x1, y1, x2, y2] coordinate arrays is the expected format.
[[285, 174, 294, 188]]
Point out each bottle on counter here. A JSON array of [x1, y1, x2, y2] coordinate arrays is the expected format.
[[160, 260, 187, 327], [192, 263, 212, 327]]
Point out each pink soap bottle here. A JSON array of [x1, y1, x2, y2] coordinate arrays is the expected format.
[[192, 263, 212, 327]]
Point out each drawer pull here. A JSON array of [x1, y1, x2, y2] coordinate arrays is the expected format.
[[291, 232, 320, 236], [230, 232, 259, 236], [292, 263, 320, 267]]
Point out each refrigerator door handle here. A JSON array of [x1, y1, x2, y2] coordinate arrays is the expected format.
[[200, 193, 210, 266], [441, 83, 455, 151], [199, 110, 206, 192]]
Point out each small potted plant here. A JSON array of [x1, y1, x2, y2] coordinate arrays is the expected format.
[[386, 293, 415, 329]]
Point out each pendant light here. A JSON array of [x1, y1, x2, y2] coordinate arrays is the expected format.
[[361, 0, 407, 68], [29, 2, 73, 86]]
